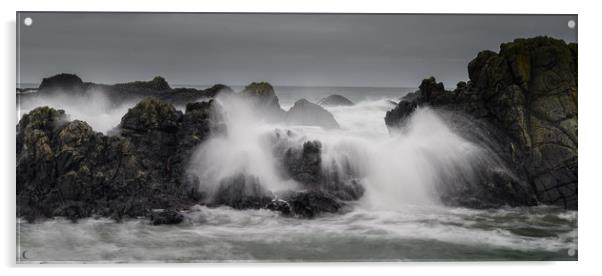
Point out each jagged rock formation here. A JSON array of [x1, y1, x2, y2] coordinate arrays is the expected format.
[[285, 99, 340, 129], [16, 99, 221, 222], [318, 94, 355, 106], [385, 37, 577, 209]]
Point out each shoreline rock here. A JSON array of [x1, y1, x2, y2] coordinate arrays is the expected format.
[[385, 36, 577, 209]]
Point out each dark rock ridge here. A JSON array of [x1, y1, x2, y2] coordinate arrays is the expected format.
[[385, 36, 577, 209], [318, 94, 355, 106], [28, 74, 234, 106], [27, 75, 341, 130], [17, 98, 221, 222], [114, 76, 171, 91], [285, 99, 340, 129]]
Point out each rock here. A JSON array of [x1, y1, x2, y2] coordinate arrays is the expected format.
[[283, 140, 323, 186], [274, 136, 365, 202], [280, 190, 343, 218], [240, 82, 280, 108], [150, 209, 184, 225], [285, 99, 340, 129], [266, 199, 292, 215], [211, 174, 274, 209], [38, 73, 84, 93], [385, 36, 577, 209], [384, 101, 418, 128], [16, 98, 220, 221], [161, 84, 234, 105], [318, 94, 354, 106], [114, 76, 171, 91], [120, 98, 183, 132]]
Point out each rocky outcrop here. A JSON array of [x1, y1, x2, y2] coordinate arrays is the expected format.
[[385, 37, 577, 209], [16, 98, 221, 222], [318, 94, 354, 106], [22, 74, 235, 107], [240, 82, 281, 109], [38, 73, 85, 93], [285, 99, 340, 129]]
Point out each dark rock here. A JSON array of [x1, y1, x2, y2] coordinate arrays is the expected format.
[[160, 84, 234, 105], [120, 98, 183, 132], [114, 76, 171, 91], [38, 73, 84, 93], [211, 174, 274, 209], [17, 98, 219, 221], [280, 190, 343, 218], [385, 36, 578, 209], [150, 209, 184, 225], [318, 94, 355, 106], [275, 135, 365, 203], [384, 101, 418, 128], [266, 199, 292, 215], [283, 140, 323, 186], [285, 99, 340, 129], [240, 82, 280, 108]]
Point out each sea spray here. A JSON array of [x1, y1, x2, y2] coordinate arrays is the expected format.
[[187, 95, 298, 197], [18, 88, 136, 133], [188, 96, 511, 209]]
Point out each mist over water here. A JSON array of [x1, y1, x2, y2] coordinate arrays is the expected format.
[[189, 95, 493, 210]]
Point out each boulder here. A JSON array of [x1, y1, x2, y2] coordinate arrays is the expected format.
[[285, 99, 340, 129], [318, 94, 354, 106]]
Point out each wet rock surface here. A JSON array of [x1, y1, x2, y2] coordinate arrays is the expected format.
[[385, 37, 577, 209]]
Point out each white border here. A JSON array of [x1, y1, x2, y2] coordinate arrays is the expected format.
[[2, 0, 600, 275]]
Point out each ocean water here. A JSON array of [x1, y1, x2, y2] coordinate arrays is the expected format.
[[17, 205, 577, 262], [16, 86, 578, 262]]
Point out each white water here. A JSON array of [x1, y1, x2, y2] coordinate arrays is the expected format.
[[189, 96, 488, 210], [17, 205, 577, 262]]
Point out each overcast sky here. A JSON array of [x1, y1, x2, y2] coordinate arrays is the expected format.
[[17, 13, 577, 87]]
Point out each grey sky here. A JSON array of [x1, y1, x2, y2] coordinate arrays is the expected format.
[[17, 13, 577, 87]]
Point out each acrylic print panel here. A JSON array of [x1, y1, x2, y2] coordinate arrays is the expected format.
[[16, 12, 578, 263]]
